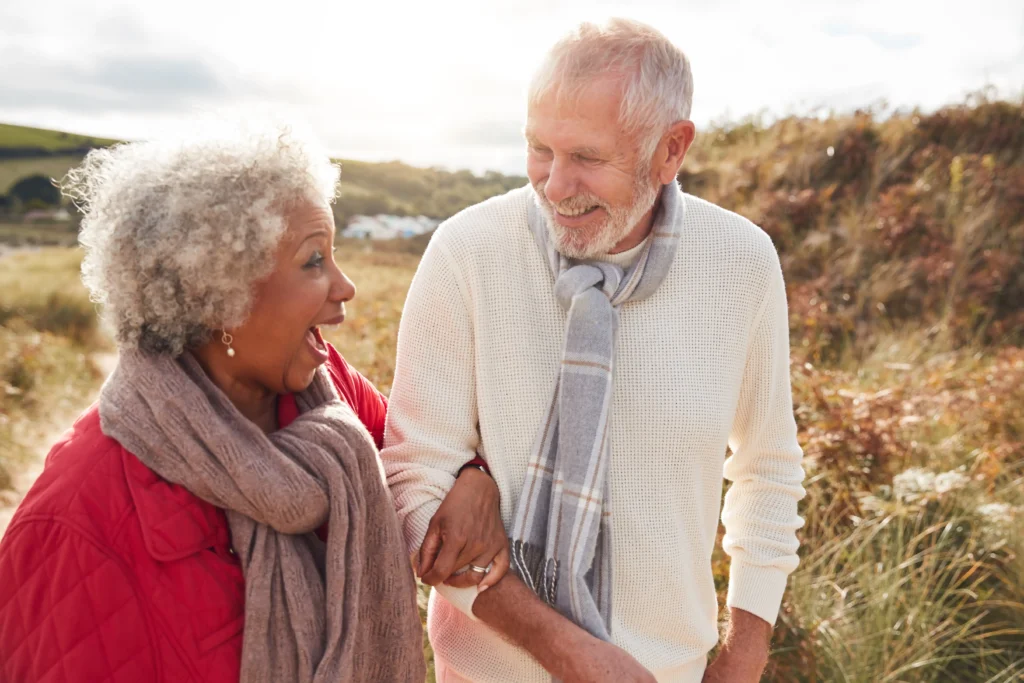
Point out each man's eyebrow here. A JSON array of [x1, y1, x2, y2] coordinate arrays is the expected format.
[[569, 146, 602, 157], [524, 131, 544, 146]]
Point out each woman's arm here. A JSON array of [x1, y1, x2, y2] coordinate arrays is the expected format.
[[321, 343, 507, 591], [0, 520, 158, 682]]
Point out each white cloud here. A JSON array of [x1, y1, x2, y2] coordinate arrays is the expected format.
[[0, 0, 1020, 173]]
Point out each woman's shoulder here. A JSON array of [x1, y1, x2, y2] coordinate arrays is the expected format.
[[322, 343, 387, 448], [0, 408, 161, 681], [5, 401, 232, 566], [5, 404, 138, 544]]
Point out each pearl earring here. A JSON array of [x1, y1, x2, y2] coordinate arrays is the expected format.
[[221, 331, 236, 358]]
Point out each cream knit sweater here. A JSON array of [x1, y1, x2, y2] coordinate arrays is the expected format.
[[381, 185, 805, 683]]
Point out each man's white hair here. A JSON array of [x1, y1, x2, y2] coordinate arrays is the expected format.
[[528, 18, 694, 158], [62, 122, 340, 356]]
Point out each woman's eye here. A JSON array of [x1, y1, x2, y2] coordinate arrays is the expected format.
[[305, 250, 325, 269]]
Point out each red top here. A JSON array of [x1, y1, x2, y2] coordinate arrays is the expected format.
[[0, 345, 391, 683]]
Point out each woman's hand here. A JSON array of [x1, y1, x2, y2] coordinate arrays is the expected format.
[[417, 467, 509, 592]]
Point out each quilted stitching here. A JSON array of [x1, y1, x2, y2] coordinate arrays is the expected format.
[[123, 453, 225, 561], [0, 522, 153, 682], [0, 348, 380, 683]]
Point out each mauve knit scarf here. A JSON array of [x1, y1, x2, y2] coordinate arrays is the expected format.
[[99, 350, 424, 683]]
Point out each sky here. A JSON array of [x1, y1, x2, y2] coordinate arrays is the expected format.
[[1, 0, 1022, 174]]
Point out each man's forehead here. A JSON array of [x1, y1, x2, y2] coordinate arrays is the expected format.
[[528, 77, 626, 130]]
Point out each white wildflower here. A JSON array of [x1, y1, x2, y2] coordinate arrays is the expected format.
[[857, 494, 886, 515], [893, 467, 935, 502], [977, 502, 1014, 526], [934, 470, 970, 494], [892, 467, 968, 503]]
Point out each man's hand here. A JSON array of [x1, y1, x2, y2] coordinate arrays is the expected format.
[[702, 608, 772, 683], [417, 467, 509, 592]]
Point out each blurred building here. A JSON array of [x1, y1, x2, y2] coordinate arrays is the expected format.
[[342, 215, 440, 240]]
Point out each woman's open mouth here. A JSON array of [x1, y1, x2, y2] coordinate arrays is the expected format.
[[305, 325, 330, 364]]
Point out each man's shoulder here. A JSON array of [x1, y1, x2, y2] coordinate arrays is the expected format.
[[681, 193, 779, 265], [431, 185, 533, 252]]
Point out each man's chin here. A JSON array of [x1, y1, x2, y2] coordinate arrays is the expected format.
[[551, 225, 619, 260]]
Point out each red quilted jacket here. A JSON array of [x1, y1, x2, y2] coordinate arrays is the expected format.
[[0, 345, 392, 683]]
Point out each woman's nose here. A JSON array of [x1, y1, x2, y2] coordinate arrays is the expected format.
[[331, 267, 356, 303]]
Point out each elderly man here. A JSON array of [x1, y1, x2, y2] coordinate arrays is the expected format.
[[382, 18, 806, 683]]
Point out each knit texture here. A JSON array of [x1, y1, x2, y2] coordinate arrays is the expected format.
[[101, 351, 425, 683], [508, 182, 686, 640], [382, 185, 806, 683]]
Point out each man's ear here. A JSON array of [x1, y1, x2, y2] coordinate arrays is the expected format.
[[653, 120, 696, 185]]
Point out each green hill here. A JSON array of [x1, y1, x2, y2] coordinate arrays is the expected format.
[[0, 123, 527, 219], [0, 123, 120, 153]]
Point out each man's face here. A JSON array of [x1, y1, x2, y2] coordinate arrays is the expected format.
[[525, 76, 660, 259]]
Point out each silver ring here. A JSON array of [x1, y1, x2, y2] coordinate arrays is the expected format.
[[468, 564, 489, 574]]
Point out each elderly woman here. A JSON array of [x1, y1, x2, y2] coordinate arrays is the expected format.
[[0, 126, 505, 683]]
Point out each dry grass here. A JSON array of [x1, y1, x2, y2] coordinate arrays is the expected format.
[[2, 96, 1022, 681], [0, 223, 79, 247], [0, 249, 107, 492], [0, 248, 100, 346], [320, 247, 420, 396]]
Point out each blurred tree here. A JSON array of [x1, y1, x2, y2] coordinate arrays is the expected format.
[[9, 175, 60, 206]]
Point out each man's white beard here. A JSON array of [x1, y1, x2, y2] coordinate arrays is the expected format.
[[533, 172, 660, 260]]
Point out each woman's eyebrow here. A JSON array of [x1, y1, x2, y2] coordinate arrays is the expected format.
[[298, 227, 332, 245]]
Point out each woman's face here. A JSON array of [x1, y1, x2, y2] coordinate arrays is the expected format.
[[224, 200, 355, 395]]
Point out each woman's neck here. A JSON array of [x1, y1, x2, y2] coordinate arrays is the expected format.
[[191, 346, 279, 433]]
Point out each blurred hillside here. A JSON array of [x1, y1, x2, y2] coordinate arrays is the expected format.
[[682, 94, 1024, 361], [0, 122, 527, 230]]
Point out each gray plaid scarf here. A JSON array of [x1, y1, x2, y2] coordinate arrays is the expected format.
[[510, 182, 685, 640]]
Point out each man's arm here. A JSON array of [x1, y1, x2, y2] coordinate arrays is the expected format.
[[702, 608, 773, 682], [380, 233, 486, 616], [714, 241, 806, 677], [472, 575, 656, 683], [381, 230, 655, 681]]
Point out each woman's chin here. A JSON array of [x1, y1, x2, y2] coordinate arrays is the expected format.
[[283, 364, 320, 394]]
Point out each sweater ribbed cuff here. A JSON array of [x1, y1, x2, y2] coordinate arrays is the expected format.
[[725, 561, 789, 626], [434, 584, 481, 621], [403, 502, 438, 559]]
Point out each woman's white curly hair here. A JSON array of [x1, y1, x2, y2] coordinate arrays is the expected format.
[[62, 122, 340, 356]]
